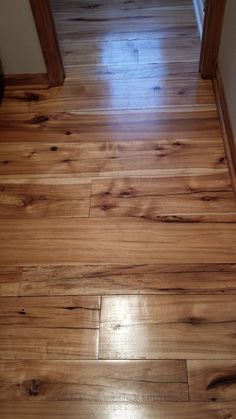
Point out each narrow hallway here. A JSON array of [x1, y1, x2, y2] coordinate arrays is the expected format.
[[1, 0, 236, 418]]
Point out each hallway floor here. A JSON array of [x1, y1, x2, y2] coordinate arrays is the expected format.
[[1, 0, 236, 417]]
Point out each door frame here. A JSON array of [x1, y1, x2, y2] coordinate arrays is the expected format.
[[199, 0, 227, 79], [30, 0, 65, 86], [31, 0, 226, 85]]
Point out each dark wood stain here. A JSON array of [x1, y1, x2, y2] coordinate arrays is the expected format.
[[207, 373, 236, 390]]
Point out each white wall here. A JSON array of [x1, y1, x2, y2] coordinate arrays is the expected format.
[[218, 0, 236, 143], [0, 0, 46, 74], [192, 0, 205, 36]]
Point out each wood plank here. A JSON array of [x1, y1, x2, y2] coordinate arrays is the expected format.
[[18, 263, 236, 296], [1, 0, 236, 399], [0, 296, 100, 328], [101, 295, 236, 325], [52, 8, 196, 39], [60, 38, 200, 66], [2, 401, 236, 419], [53, 5, 195, 20], [0, 296, 99, 359], [0, 178, 90, 218], [66, 62, 200, 81], [0, 138, 226, 178], [0, 109, 222, 143], [0, 326, 98, 360], [0, 360, 187, 401], [56, 21, 199, 44], [0, 266, 21, 296], [52, 0, 194, 13], [90, 173, 236, 221], [1, 77, 215, 113], [99, 295, 236, 359], [1, 218, 236, 264], [59, 26, 199, 44], [188, 360, 236, 402]]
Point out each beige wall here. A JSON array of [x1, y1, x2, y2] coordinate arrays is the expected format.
[[218, 0, 236, 142], [0, 0, 46, 74]]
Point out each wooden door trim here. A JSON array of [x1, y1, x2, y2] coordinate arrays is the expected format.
[[213, 67, 236, 195], [30, 0, 65, 87], [199, 0, 226, 79]]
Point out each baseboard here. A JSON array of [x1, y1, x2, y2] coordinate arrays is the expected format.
[[4, 73, 49, 89], [213, 67, 236, 196], [193, 0, 204, 37]]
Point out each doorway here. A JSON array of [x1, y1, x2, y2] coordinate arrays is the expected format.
[[30, 0, 226, 86]]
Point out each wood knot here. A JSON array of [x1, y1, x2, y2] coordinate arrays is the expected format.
[[113, 324, 121, 330], [62, 159, 72, 164], [219, 156, 225, 164], [207, 373, 236, 390], [155, 215, 191, 223], [30, 115, 49, 125], [21, 197, 34, 207], [23, 92, 41, 102], [24, 379, 43, 397], [202, 195, 217, 202], [155, 145, 164, 151], [18, 310, 26, 315], [173, 141, 182, 147], [183, 317, 202, 325], [86, 3, 100, 8], [119, 188, 135, 197], [102, 203, 114, 211]]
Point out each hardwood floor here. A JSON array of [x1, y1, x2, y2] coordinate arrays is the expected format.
[[1, 0, 236, 417]]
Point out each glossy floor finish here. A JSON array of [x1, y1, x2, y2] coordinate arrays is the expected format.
[[1, 0, 236, 418]]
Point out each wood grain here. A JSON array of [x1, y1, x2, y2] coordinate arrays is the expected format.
[[99, 295, 236, 359], [52, 0, 193, 13], [53, 0, 194, 15], [91, 173, 236, 221], [101, 295, 236, 325], [18, 263, 236, 296], [66, 61, 200, 81], [0, 360, 187, 401], [1, 77, 215, 113], [0, 326, 98, 360], [1, 218, 236, 265], [200, 0, 226, 78], [0, 138, 226, 178], [60, 38, 200, 67], [2, 401, 236, 419], [1, 0, 236, 412], [4, 73, 49, 89], [213, 67, 236, 196], [0, 296, 99, 359], [0, 266, 21, 296], [0, 296, 100, 328], [188, 360, 236, 401], [0, 109, 221, 143], [0, 178, 90, 218], [30, 0, 65, 86], [53, 7, 196, 36]]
